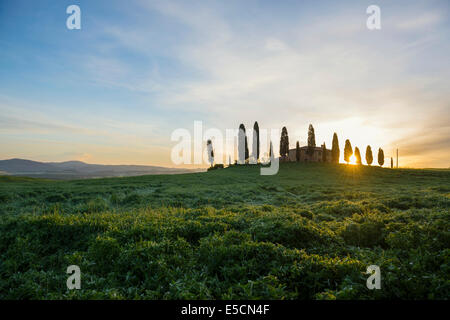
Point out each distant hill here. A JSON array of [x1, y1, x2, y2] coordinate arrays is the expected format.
[[0, 158, 203, 179]]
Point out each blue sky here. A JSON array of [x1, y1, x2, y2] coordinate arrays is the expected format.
[[0, 0, 449, 167]]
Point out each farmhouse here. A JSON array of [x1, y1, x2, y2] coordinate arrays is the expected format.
[[285, 145, 332, 163]]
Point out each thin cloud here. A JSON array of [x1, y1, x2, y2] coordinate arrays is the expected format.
[[395, 12, 443, 31]]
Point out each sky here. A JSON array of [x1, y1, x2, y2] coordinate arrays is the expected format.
[[0, 0, 449, 168]]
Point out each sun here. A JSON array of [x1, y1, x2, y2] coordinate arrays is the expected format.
[[349, 154, 356, 165]]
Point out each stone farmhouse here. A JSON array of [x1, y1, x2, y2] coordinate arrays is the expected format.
[[285, 145, 332, 162]]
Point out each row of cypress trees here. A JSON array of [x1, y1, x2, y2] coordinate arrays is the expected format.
[[342, 138, 384, 166], [235, 122, 386, 166]]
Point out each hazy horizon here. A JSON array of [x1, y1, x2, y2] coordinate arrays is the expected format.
[[0, 157, 448, 170], [0, 157, 201, 169], [1, 0, 449, 168]]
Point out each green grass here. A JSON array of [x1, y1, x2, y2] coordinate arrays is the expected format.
[[0, 163, 449, 299]]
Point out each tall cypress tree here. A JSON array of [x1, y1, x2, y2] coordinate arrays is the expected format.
[[206, 139, 214, 167], [238, 124, 248, 164], [365, 145, 373, 166], [307, 124, 316, 156], [322, 143, 327, 162], [269, 141, 273, 159], [279, 127, 289, 158], [378, 148, 385, 167], [331, 133, 340, 163], [354, 147, 362, 165], [253, 121, 260, 162], [245, 137, 249, 161], [296, 141, 300, 162], [344, 139, 353, 164]]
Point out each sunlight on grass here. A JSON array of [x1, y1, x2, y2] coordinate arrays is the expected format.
[[0, 163, 448, 299]]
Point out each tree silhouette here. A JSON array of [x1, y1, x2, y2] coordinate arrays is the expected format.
[[206, 139, 214, 167], [245, 138, 249, 162], [279, 127, 289, 158], [344, 139, 353, 164], [269, 141, 273, 159], [391, 157, 393, 168], [296, 141, 300, 162], [307, 124, 316, 156], [253, 121, 260, 162], [378, 148, 385, 167], [322, 143, 327, 162], [238, 124, 249, 164], [365, 145, 373, 166], [354, 147, 362, 165], [331, 133, 340, 163]]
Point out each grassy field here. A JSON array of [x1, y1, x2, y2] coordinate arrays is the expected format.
[[0, 163, 449, 299]]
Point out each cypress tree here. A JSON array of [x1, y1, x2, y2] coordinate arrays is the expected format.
[[269, 141, 273, 159], [378, 148, 385, 167], [279, 127, 289, 158], [279, 128, 284, 157], [253, 121, 260, 162], [238, 124, 248, 164], [322, 143, 327, 162], [245, 136, 249, 162], [354, 147, 362, 165], [365, 145, 373, 166], [331, 133, 340, 163], [296, 141, 300, 162], [344, 139, 353, 164], [307, 124, 316, 156], [206, 139, 214, 167]]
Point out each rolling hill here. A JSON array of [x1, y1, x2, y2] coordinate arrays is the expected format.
[[0, 158, 202, 179]]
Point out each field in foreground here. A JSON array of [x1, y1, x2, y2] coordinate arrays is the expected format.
[[0, 163, 449, 299]]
